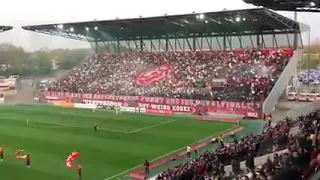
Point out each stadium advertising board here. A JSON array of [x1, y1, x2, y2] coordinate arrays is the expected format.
[[74, 103, 97, 109], [44, 91, 261, 118], [0, 78, 15, 91], [0, 95, 4, 104]]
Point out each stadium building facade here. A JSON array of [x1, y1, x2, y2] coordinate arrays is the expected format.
[[23, 8, 307, 117]]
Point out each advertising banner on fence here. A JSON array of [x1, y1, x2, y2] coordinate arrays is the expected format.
[[53, 100, 74, 108], [74, 103, 97, 109], [44, 91, 261, 118]]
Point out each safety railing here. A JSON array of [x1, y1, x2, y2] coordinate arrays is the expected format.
[[263, 50, 302, 115]]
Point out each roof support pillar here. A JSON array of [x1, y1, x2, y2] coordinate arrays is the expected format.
[[116, 38, 120, 53], [140, 37, 143, 52], [185, 38, 192, 51], [94, 38, 99, 54], [256, 34, 260, 49], [165, 34, 169, 51], [192, 35, 196, 51], [223, 34, 226, 50]]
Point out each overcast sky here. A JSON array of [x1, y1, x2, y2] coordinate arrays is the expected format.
[[0, 0, 319, 51]]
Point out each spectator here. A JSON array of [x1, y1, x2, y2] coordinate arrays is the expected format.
[[231, 158, 240, 175], [50, 49, 292, 103], [245, 153, 255, 172], [156, 110, 319, 180]]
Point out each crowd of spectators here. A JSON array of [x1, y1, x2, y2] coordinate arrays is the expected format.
[[155, 110, 320, 180], [50, 49, 292, 102]]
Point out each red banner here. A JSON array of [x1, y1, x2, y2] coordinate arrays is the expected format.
[[136, 64, 172, 87], [44, 91, 261, 118]]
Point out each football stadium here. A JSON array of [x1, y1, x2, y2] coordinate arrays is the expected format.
[[0, 2, 320, 180]]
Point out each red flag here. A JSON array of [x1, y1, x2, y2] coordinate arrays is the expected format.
[[65, 151, 80, 168], [136, 64, 172, 87], [15, 150, 27, 160]]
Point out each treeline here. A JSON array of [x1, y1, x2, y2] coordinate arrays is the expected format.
[[0, 43, 93, 77]]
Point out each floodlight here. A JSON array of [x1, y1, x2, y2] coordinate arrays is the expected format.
[[85, 27, 89, 31], [57, 24, 63, 29], [235, 17, 241, 22], [205, 20, 208, 24], [94, 26, 98, 30], [70, 27, 74, 32], [243, 17, 246, 21], [199, 14, 205, 19], [310, 2, 316, 6]]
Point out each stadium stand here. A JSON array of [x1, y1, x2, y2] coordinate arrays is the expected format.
[[22, 8, 303, 118], [48, 49, 292, 102], [155, 109, 320, 180], [21, 7, 320, 180], [243, 0, 320, 12]]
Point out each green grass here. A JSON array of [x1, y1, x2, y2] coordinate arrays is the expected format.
[[0, 104, 234, 180]]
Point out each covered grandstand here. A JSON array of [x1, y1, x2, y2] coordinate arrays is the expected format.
[[0, 26, 13, 32], [22, 8, 304, 52], [243, 0, 320, 12], [23, 8, 303, 117]]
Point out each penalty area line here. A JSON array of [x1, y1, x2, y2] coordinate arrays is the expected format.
[[104, 125, 239, 180]]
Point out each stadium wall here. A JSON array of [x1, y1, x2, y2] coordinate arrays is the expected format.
[[263, 50, 302, 115]]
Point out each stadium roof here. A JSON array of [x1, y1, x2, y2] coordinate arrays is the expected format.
[[243, 0, 320, 12], [0, 26, 13, 32], [22, 8, 301, 42]]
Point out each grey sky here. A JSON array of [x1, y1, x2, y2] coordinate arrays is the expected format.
[[0, 0, 319, 51]]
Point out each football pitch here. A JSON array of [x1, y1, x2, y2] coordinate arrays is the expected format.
[[0, 104, 235, 180]]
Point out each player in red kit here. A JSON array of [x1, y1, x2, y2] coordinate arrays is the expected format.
[[0, 147, 3, 161], [26, 153, 30, 167], [77, 165, 82, 180]]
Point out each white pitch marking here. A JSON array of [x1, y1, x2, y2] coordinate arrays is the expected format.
[[25, 116, 175, 134], [128, 120, 177, 133], [104, 126, 238, 180]]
